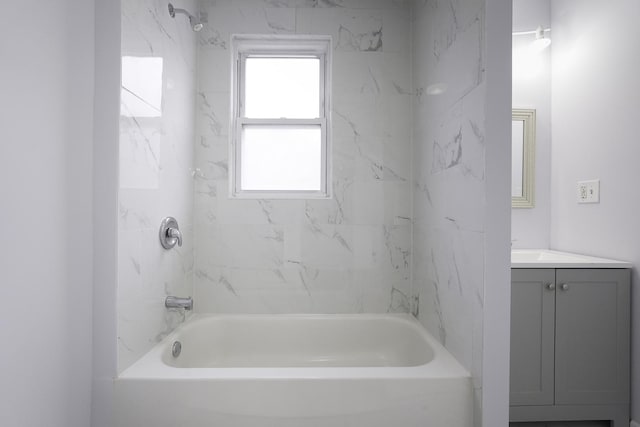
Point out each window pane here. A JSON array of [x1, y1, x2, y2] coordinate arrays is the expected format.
[[241, 125, 322, 191], [244, 57, 320, 119]]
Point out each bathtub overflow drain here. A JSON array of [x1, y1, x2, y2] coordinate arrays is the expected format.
[[172, 341, 182, 358]]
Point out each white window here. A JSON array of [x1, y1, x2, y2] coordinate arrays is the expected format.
[[230, 35, 331, 198]]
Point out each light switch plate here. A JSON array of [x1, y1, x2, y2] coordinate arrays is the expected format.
[[577, 179, 600, 203]]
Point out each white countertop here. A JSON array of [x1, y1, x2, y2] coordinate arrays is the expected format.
[[511, 249, 632, 269]]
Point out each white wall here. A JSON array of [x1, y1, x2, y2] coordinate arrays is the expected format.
[[0, 1, 94, 426], [482, 1, 513, 424], [550, 0, 640, 422], [511, 0, 552, 249], [92, 0, 121, 425], [193, 0, 413, 314]]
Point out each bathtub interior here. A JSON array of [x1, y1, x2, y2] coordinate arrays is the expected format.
[[161, 315, 436, 368]]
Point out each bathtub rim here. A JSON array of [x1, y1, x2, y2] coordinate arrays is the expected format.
[[118, 313, 470, 380]]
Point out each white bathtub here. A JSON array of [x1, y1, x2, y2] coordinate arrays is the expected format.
[[116, 314, 472, 427]]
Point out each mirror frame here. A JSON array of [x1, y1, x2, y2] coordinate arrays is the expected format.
[[512, 108, 536, 208]]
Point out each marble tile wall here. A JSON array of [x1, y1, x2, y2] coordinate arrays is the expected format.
[[193, 0, 413, 314], [411, 0, 486, 423], [117, 2, 491, 403], [118, 0, 197, 372]]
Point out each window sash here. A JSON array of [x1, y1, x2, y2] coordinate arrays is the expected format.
[[238, 53, 326, 120], [233, 118, 328, 198]]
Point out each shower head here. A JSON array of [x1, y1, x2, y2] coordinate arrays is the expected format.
[[168, 3, 204, 32], [189, 15, 204, 32]]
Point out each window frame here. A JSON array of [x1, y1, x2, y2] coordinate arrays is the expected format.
[[230, 34, 332, 199]]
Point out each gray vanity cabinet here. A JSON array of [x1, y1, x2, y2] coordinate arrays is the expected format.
[[510, 268, 630, 425]]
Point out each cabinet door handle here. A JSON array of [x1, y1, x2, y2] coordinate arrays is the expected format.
[[546, 283, 556, 290], [560, 283, 569, 291]]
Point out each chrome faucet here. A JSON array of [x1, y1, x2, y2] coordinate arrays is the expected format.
[[165, 296, 193, 310]]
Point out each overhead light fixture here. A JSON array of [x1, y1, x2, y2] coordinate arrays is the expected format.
[[531, 26, 551, 51], [512, 25, 551, 52]]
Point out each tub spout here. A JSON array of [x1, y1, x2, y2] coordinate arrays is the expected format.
[[165, 296, 193, 310]]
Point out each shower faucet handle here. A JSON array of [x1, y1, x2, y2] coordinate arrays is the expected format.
[[159, 216, 183, 249], [167, 227, 183, 247]]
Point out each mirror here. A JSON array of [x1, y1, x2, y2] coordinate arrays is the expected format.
[[512, 108, 536, 208]]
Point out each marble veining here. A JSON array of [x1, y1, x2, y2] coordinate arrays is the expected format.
[[118, 4, 489, 421], [432, 126, 463, 173], [412, 0, 487, 424], [199, 28, 228, 49], [337, 24, 383, 52], [198, 92, 225, 137], [118, 0, 197, 372], [193, 0, 413, 315]]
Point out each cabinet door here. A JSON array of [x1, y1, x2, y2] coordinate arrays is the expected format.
[[510, 269, 556, 406], [555, 269, 630, 405]]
